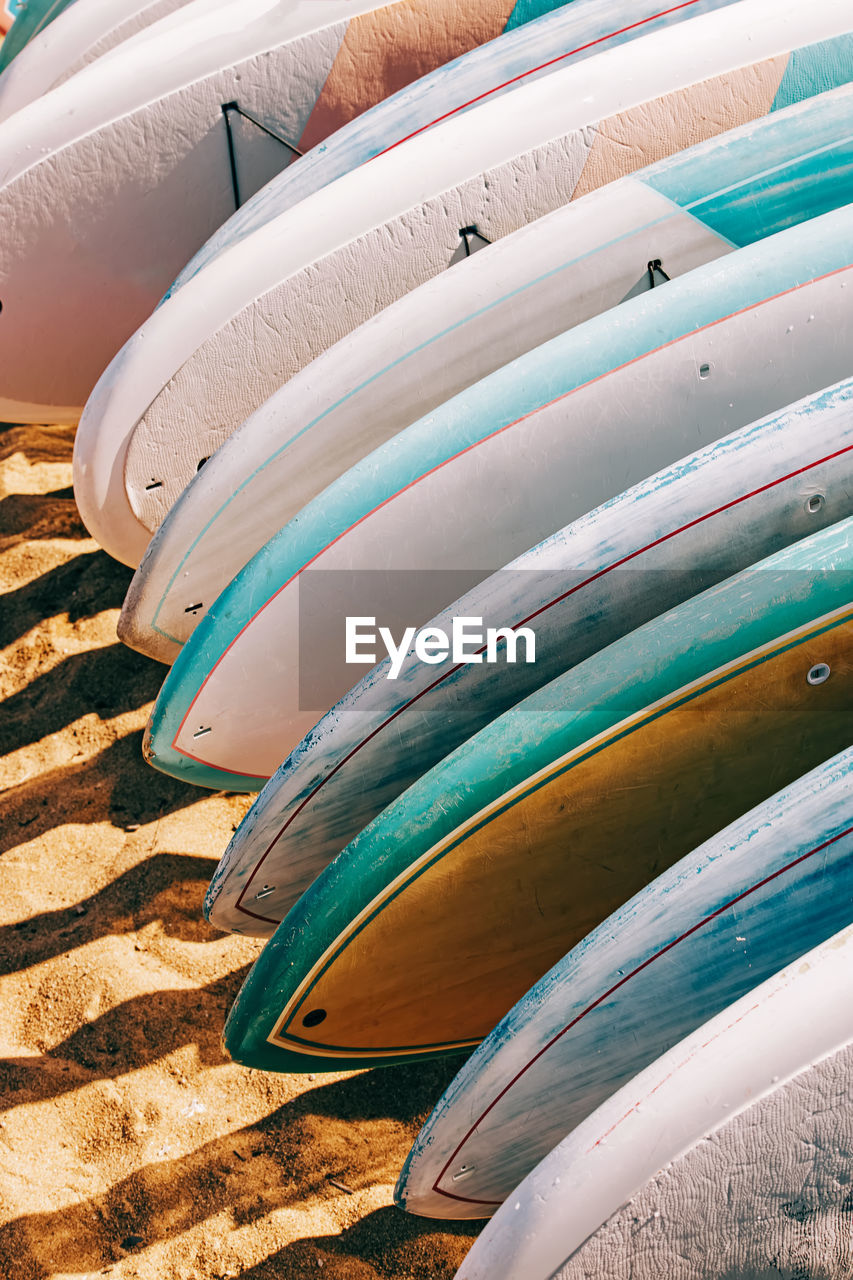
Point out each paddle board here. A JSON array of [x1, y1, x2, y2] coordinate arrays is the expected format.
[[0, 0, 571, 426], [456, 920, 853, 1279], [120, 84, 853, 665], [142, 205, 853, 792], [0, 0, 196, 121], [202, 380, 853, 936], [72, 0, 853, 567], [0, 0, 73, 66], [221, 518, 853, 1072], [396, 748, 853, 1219]]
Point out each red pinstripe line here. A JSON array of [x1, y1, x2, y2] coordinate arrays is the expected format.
[[586, 991, 768, 1155], [373, 1, 707, 160]]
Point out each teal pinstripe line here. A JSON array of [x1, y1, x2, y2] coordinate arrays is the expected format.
[[275, 607, 852, 1055], [31, 0, 69, 36], [148, 204, 677, 641], [18, 0, 70, 43]]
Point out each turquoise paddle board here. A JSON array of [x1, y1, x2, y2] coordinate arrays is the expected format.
[[0, 0, 74, 70]]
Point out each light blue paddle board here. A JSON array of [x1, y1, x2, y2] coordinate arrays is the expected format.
[[455, 921, 853, 1280]]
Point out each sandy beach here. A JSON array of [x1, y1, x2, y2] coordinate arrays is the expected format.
[[0, 419, 480, 1278]]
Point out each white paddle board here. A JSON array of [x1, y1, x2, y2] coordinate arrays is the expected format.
[[0, 0, 560, 423], [0, 0, 195, 122], [0, 0, 73, 61]]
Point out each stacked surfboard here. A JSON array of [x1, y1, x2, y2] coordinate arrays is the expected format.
[[4, 0, 853, 1272]]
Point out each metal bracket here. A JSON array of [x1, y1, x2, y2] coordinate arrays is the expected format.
[[647, 258, 671, 288], [459, 225, 492, 257], [221, 101, 304, 210]]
